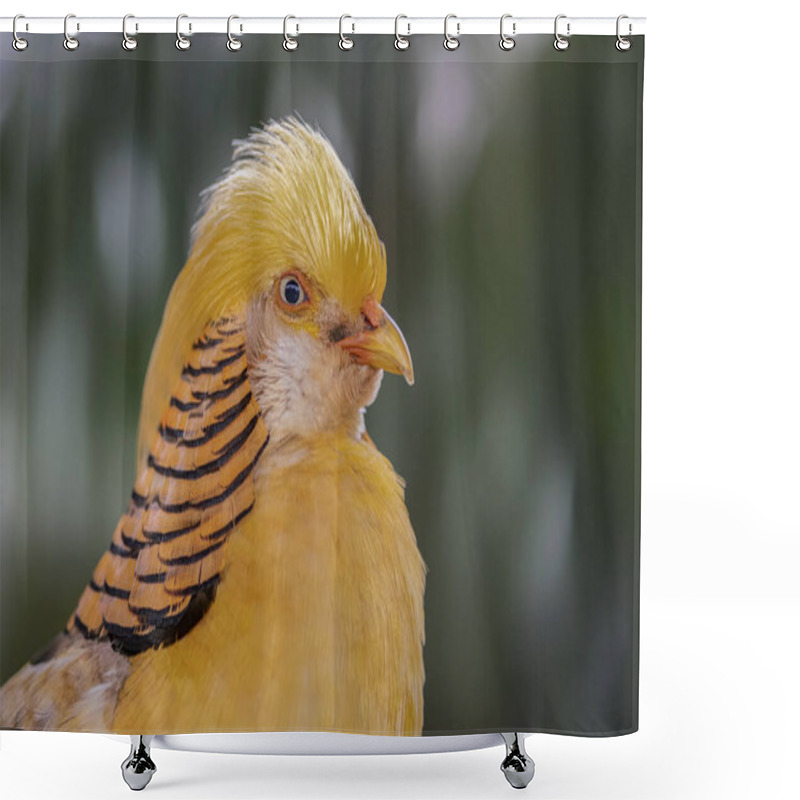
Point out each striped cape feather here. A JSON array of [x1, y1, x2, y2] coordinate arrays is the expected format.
[[67, 315, 268, 655]]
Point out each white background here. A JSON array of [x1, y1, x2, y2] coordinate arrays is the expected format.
[[1, 1, 798, 798]]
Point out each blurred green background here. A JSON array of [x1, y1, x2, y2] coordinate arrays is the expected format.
[[1, 34, 642, 735]]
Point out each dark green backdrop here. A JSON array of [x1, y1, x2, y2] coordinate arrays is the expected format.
[[0, 33, 643, 735]]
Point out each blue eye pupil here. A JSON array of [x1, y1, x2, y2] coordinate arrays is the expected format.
[[283, 279, 301, 305]]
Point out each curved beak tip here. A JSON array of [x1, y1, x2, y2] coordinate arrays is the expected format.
[[338, 304, 415, 388]]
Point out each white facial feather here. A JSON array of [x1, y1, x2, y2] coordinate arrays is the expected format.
[[245, 295, 383, 443]]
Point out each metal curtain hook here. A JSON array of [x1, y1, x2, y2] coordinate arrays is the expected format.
[[12, 14, 28, 51], [500, 14, 515, 51], [339, 14, 354, 50], [616, 14, 632, 51], [227, 15, 242, 51], [63, 13, 79, 51], [122, 14, 137, 51], [394, 14, 410, 50], [283, 15, 299, 51], [176, 14, 191, 50], [444, 14, 460, 51], [554, 14, 570, 51]]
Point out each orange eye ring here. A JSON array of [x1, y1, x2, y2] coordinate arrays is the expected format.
[[275, 270, 312, 312]]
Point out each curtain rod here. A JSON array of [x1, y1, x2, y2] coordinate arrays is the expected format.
[[0, 16, 646, 37]]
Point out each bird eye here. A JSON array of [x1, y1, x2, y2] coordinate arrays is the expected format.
[[279, 275, 307, 306]]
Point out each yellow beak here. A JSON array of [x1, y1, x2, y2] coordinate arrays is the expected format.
[[338, 300, 415, 386]]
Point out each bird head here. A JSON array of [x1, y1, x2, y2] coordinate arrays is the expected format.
[[137, 119, 413, 456]]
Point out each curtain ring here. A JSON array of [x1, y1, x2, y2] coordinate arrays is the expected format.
[[283, 15, 298, 51], [122, 14, 137, 51], [227, 15, 242, 51], [443, 14, 460, 51], [63, 13, 79, 51], [553, 14, 570, 51], [616, 15, 632, 51], [394, 15, 410, 51], [339, 14, 354, 51], [12, 14, 28, 51], [499, 14, 515, 51], [176, 14, 191, 50]]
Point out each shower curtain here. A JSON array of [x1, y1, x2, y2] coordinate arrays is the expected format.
[[0, 30, 643, 737]]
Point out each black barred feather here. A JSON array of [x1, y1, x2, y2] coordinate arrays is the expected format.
[[66, 316, 268, 656]]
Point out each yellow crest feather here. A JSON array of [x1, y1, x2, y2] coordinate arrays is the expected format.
[[136, 118, 387, 470]]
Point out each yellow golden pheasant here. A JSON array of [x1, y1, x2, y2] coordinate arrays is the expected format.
[[0, 118, 426, 736]]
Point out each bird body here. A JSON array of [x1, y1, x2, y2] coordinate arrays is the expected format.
[[0, 119, 425, 735], [113, 430, 424, 734]]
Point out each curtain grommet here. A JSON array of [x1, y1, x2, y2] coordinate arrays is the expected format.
[[339, 14, 354, 51], [616, 15, 632, 51], [499, 14, 516, 51], [12, 14, 29, 51], [63, 13, 79, 51], [443, 14, 460, 51], [122, 14, 137, 51], [394, 15, 410, 51], [553, 14, 570, 51], [175, 14, 191, 51], [283, 15, 299, 51], [227, 15, 243, 52]]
